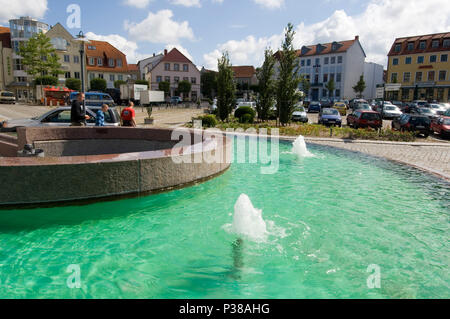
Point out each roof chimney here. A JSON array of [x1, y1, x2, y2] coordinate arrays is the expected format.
[[355, 35, 360, 41], [153, 53, 155, 57], [164, 49, 168, 56]]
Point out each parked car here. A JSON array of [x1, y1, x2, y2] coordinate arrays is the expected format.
[[308, 101, 321, 113], [401, 102, 418, 113], [318, 108, 342, 127], [0, 106, 120, 132], [440, 103, 450, 110], [412, 100, 427, 108], [333, 102, 347, 116], [0, 91, 16, 104], [292, 106, 308, 123], [347, 111, 382, 129], [445, 109, 450, 117], [171, 96, 183, 104], [425, 103, 447, 115], [70, 92, 115, 107], [350, 99, 368, 109], [382, 105, 403, 119], [411, 107, 439, 120], [320, 98, 332, 108], [354, 103, 373, 111], [392, 114, 431, 137], [431, 116, 450, 139]]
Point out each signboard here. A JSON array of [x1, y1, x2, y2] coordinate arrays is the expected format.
[[376, 87, 385, 99], [385, 83, 402, 92]]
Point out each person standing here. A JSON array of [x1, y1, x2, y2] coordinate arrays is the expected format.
[[121, 101, 136, 127], [71, 93, 90, 126], [95, 104, 109, 127]]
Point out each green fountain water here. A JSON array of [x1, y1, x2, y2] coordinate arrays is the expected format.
[[0, 138, 448, 299]]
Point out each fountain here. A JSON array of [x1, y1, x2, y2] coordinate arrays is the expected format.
[[231, 194, 267, 242], [292, 135, 314, 158]]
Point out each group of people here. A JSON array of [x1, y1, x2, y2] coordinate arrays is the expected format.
[[70, 93, 136, 127]]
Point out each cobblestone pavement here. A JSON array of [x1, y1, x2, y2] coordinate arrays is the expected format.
[[305, 138, 450, 181]]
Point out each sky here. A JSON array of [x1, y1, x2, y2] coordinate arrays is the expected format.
[[0, 0, 449, 70]]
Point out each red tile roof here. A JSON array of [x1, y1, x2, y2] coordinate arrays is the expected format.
[[0, 27, 10, 34], [85, 40, 128, 73], [388, 32, 450, 56], [232, 66, 256, 78], [161, 48, 193, 64], [0, 26, 11, 48], [127, 64, 138, 72]]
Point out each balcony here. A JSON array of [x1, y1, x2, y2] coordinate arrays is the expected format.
[[310, 82, 323, 88]]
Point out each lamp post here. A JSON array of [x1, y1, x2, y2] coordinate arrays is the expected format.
[[75, 31, 90, 124]]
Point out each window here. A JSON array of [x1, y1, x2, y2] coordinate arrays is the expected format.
[[331, 57, 336, 64], [13, 59, 23, 71], [416, 72, 422, 82], [335, 89, 340, 97], [441, 54, 448, 62], [117, 59, 123, 67], [109, 59, 114, 67], [156, 76, 162, 83], [307, 59, 311, 66], [191, 77, 197, 84], [97, 58, 103, 66], [174, 64, 180, 71], [336, 73, 342, 82], [65, 72, 71, 79], [315, 58, 320, 65], [407, 42, 414, 51], [432, 40, 440, 48], [89, 57, 95, 65], [74, 72, 80, 79], [98, 74, 104, 79], [393, 58, 399, 65], [337, 56, 343, 64], [428, 71, 435, 81], [394, 44, 401, 52], [439, 70, 447, 81], [417, 56, 424, 64], [89, 73, 95, 81], [165, 63, 170, 71], [165, 76, 170, 82], [87, 45, 96, 50], [301, 60, 305, 66], [391, 73, 398, 82], [323, 74, 328, 83], [118, 75, 123, 81], [174, 76, 179, 83], [110, 74, 115, 82], [64, 55, 70, 63], [419, 41, 426, 50], [403, 72, 411, 83], [444, 39, 450, 48], [73, 55, 79, 64], [405, 57, 412, 64], [183, 64, 189, 72], [324, 57, 329, 65], [430, 55, 437, 63]]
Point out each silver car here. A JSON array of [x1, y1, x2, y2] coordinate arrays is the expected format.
[[382, 105, 403, 119], [0, 107, 120, 132]]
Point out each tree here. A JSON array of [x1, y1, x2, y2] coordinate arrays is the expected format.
[[114, 80, 126, 89], [256, 49, 276, 121], [65, 78, 81, 91], [90, 78, 107, 92], [158, 81, 170, 96], [34, 76, 58, 86], [276, 23, 301, 125], [299, 75, 311, 100], [18, 32, 63, 78], [353, 75, 366, 98], [216, 52, 236, 122], [178, 80, 192, 100], [201, 72, 217, 98], [325, 78, 336, 99]]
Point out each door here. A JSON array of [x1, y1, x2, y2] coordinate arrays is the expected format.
[[312, 89, 319, 101]]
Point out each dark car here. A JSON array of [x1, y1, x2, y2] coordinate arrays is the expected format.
[[347, 111, 382, 129], [70, 92, 115, 107], [431, 116, 450, 139], [320, 98, 332, 108], [318, 108, 342, 127], [392, 114, 431, 137], [308, 101, 321, 113], [411, 107, 439, 121], [105, 88, 121, 105]]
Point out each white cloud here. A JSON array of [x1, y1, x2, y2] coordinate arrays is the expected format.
[[253, 0, 284, 9], [124, 10, 195, 44], [204, 0, 450, 69], [0, 0, 48, 24], [169, 0, 201, 7], [85, 32, 145, 64], [123, 0, 152, 8]]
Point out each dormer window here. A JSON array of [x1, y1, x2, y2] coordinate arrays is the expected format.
[[432, 40, 440, 48], [117, 59, 123, 67], [301, 46, 311, 55], [394, 44, 401, 52], [97, 58, 103, 66], [407, 42, 414, 51], [444, 39, 450, 48], [87, 45, 96, 50], [419, 41, 426, 50], [108, 58, 114, 67]]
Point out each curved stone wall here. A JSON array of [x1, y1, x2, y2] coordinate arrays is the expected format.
[[0, 127, 231, 206]]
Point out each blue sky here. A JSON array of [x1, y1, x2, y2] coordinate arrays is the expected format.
[[1, 0, 450, 69]]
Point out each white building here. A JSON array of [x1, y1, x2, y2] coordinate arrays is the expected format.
[[137, 53, 164, 81], [296, 36, 366, 100], [363, 62, 385, 100]]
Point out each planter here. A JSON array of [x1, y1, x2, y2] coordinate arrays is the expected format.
[[144, 118, 154, 125]]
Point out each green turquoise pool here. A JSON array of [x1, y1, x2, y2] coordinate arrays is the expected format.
[[0, 139, 448, 299]]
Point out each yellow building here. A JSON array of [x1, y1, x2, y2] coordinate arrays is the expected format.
[[387, 32, 450, 102]]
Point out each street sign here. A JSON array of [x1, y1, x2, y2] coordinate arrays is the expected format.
[[385, 83, 402, 92], [376, 87, 385, 99]]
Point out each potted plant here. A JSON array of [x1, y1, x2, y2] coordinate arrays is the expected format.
[[144, 106, 154, 125]]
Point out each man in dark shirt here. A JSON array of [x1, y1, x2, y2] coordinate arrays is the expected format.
[[71, 93, 90, 126]]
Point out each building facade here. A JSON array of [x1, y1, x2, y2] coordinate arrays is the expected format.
[[85, 40, 129, 89], [144, 48, 201, 100], [295, 36, 366, 101], [232, 66, 258, 87], [363, 62, 385, 100], [138, 53, 164, 81], [0, 27, 13, 91], [127, 64, 139, 81], [387, 32, 450, 102], [9, 16, 49, 100], [45, 23, 87, 87]]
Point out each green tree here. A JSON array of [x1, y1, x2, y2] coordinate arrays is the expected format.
[[178, 80, 192, 99], [216, 52, 236, 122], [135, 80, 149, 86], [18, 32, 63, 78], [256, 49, 276, 121], [34, 75, 58, 86], [90, 78, 107, 92], [325, 78, 336, 99], [114, 80, 126, 89], [353, 75, 366, 98], [65, 78, 81, 91], [276, 23, 301, 125], [201, 72, 217, 98], [299, 75, 311, 100], [158, 81, 171, 96]]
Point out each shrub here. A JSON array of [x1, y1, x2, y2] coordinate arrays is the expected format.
[[135, 80, 149, 86], [65, 78, 81, 91], [195, 115, 218, 128], [114, 80, 127, 89], [235, 106, 256, 120], [90, 78, 107, 92], [240, 113, 254, 124]]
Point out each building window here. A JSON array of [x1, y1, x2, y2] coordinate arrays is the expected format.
[[444, 39, 450, 48], [417, 56, 424, 64], [394, 44, 401, 52], [97, 58, 103, 66], [165, 76, 170, 82], [98, 74, 104, 79], [432, 40, 440, 48], [324, 57, 329, 65], [118, 75, 123, 81], [174, 76, 179, 83], [89, 57, 95, 65], [335, 89, 340, 97], [439, 70, 447, 81], [428, 71, 435, 81], [87, 45, 96, 50], [430, 55, 437, 63], [306, 59, 311, 66], [330, 57, 336, 64], [74, 72, 80, 79], [393, 58, 399, 65], [415, 72, 422, 82], [110, 74, 115, 82], [174, 64, 180, 71], [89, 73, 95, 81], [337, 56, 343, 64], [407, 42, 414, 51], [403, 72, 411, 83], [391, 73, 398, 83], [419, 41, 426, 50], [315, 58, 320, 65], [117, 59, 123, 67], [74, 55, 79, 64], [405, 57, 412, 64], [301, 60, 305, 66], [336, 73, 342, 82], [65, 72, 71, 79], [191, 77, 197, 84], [64, 55, 70, 63], [165, 63, 170, 71], [323, 74, 328, 83], [13, 59, 23, 71], [183, 64, 189, 72], [109, 59, 114, 67], [441, 54, 448, 62], [156, 76, 162, 83]]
